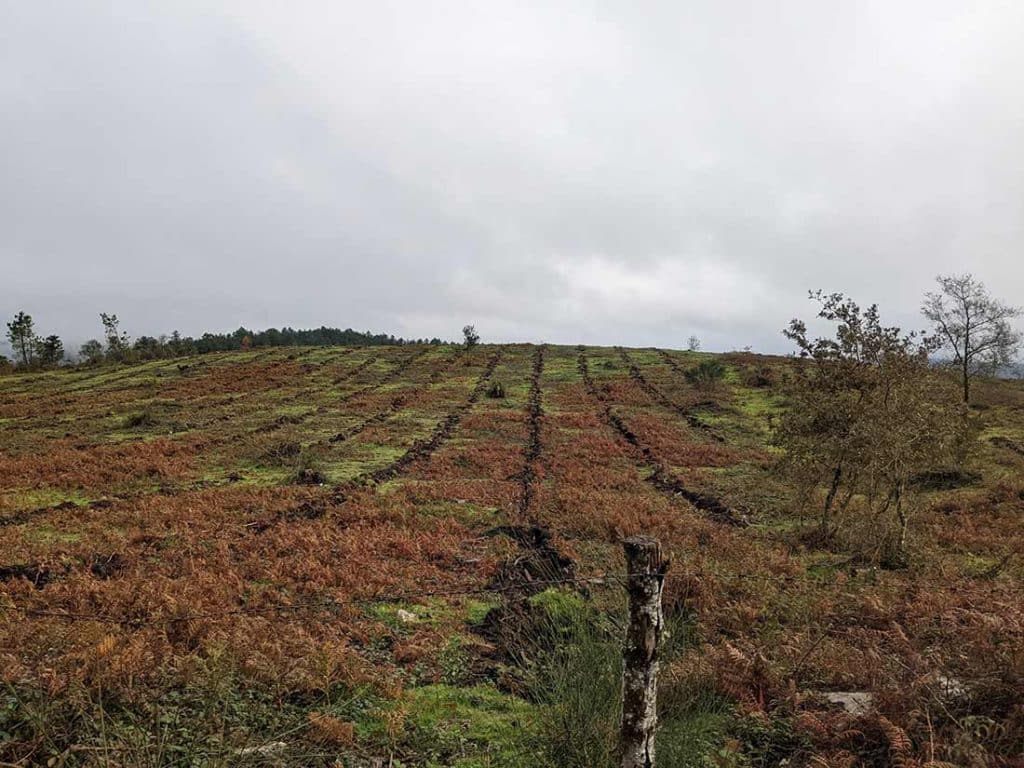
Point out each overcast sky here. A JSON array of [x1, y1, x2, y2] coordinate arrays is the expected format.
[[2, 1, 1023, 353]]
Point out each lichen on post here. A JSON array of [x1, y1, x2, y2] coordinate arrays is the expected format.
[[620, 535, 670, 768]]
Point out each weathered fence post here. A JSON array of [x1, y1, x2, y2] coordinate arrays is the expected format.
[[621, 536, 669, 768]]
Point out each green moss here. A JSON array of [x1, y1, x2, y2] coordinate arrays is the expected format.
[[321, 444, 408, 483], [370, 596, 490, 633], [368, 601, 433, 628], [528, 588, 589, 627], [722, 365, 742, 384], [203, 462, 290, 487], [102, 430, 170, 444], [962, 552, 1004, 578], [622, 349, 662, 365], [465, 598, 501, 626], [540, 358, 581, 383], [416, 498, 503, 525], [980, 423, 1024, 440], [375, 684, 540, 768], [0, 488, 92, 512], [734, 388, 784, 419], [25, 525, 82, 545]]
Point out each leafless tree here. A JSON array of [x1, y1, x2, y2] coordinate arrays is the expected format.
[[922, 274, 1022, 402]]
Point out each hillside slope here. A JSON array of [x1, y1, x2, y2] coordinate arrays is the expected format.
[[2, 345, 1022, 765]]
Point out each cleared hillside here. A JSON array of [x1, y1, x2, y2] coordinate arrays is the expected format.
[[2, 345, 1022, 766]]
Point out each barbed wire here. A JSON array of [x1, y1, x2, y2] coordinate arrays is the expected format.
[[0, 568, 807, 627], [2, 575, 604, 626]]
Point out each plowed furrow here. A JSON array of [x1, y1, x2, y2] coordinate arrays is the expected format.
[[579, 347, 746, 526], [360, 351, 502, 485], [516, 345, 547, 519], [617, 347, 723, 442]]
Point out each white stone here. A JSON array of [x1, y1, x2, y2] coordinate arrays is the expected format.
[[823, 691, 874, 715], [235, 741, 288, 756], [935, 674, 967, 698]]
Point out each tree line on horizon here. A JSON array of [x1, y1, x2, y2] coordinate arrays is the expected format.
[[2, 314, 448, 370], [3, 273, 1021, 404]]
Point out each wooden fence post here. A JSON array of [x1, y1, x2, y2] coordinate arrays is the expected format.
[[620, 536, 669, 768]]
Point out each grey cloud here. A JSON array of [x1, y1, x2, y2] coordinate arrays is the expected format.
[[2, 0, 1022, 354]]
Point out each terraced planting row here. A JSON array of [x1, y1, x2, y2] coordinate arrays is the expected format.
[[578, 347, 745, 525], [618, 346, 724, 440]]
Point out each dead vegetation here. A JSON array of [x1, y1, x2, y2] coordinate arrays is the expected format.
[[1, 343, 1021, 766]]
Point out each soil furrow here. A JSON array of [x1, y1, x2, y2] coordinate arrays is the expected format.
[[0, 497, 119, 529], [328, 394, 407, 444], [327, 349, 463, 444], [250, 348, 428, 438], [990, 435, 1024, 457], [330, 354, 381, 386], [334, 348, 430, 406], [247, 351, 501, 530], [516, 345, 547, 520], [0, 352, 436, 528], [358, 350, 503, 485], [579, 347, 746, 526], [4, 350, 357, 437], [617, 347, 724, 441]]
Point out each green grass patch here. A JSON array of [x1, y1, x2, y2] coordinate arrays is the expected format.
[[368, 601, 434, 629], [321, 444, 408, 484], [520, 587, 731, 768], [734, 388, 785, 419], [365, 683, 541, 768], [0, 488, 93, 512], [962, 552, 1006, 578], [465, 598, 501, 626], [24, 525, 83, 546]]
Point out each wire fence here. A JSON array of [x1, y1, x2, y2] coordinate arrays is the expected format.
[[1, 567, 806, 627]]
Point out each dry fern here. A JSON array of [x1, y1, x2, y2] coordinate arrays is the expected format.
[[307, 712, 355, 746]]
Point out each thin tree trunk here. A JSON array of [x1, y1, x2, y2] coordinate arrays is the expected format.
[[822, 464, 842, 537], [895, 483, 908, 565], [963, 333, 970, 403]]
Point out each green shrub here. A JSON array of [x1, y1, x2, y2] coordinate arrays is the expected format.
[[731, 712, 812, 767], [122, 407, 157, 429], [262, 440, 302, 465], [291, 447, 325, 485], [740, 364, 777, 389], [685, 359, 727, 389]]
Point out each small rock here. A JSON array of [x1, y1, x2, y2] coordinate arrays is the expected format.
[[823, 691, 874, 715], [396, 609, 418, 623], [935, 673, 967, 698], [235, 741, 288, 756]]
